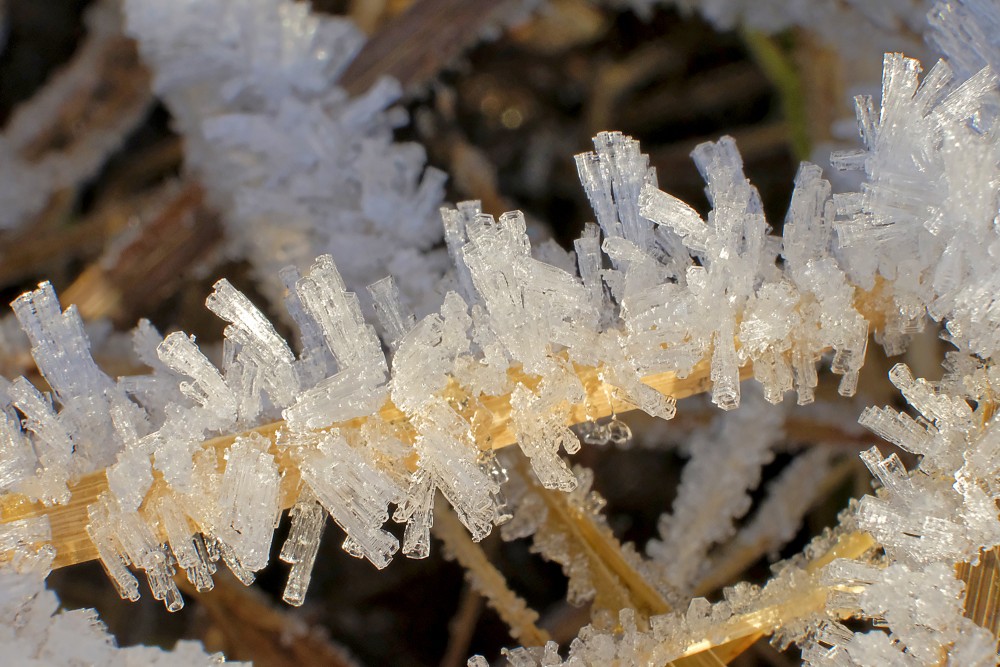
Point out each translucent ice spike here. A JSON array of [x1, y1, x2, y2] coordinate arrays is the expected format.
[[0, 410, 37, 492], [11, 281, 110, 401], [859, 446, 911, 499], [211, 535, 257, 586], [106, 496, 183, 612], [279, 490, 325, 606], [830, 320, 868, 397], [887, 363, 974, 431], [105, 449, 154, 513], [8, 377, 74, 491], [509, 385, 578, 492], [411, 400, 501, 543], [389, 304, 471, 416], [285, 370, 389, 431], [368, 275, 416, 350], [156, 331, 238, 425], [295, 254, 387, 380], [207, 278, 299, 409], [154, 494, 215, 592], [710, 325, 741, 410], [297, 431, 401, 569], [285, 255, 389, 430], [441, 201, 482, 304], [215, 433, 281, 572], [395, 468, 435, 559], [858, 405, 935, 455], [638, 184, 709, 253], [781, 164, 833, 274], [574, 223, 607, 317], [85, 497, 141, 603], [575, 131, 656, 252], [280, 265, 335, 385], [0, 516, 55, 573], [690, 135, 751, 209]]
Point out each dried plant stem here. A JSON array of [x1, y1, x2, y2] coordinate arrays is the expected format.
[[957, 546, 1000, 638], [433, 503, 551, 647], [440, 584, 485, 667], [673, 531, 876, 664], [339, 0, 520, 95], [528, 476, 755, 667], [528, 472, 671, 620], [1, 357, 747, 568], [695, 457, 857, 595], [175, 572, 361, 667]]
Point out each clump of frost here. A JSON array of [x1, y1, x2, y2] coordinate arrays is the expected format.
[[0, 0, 152, 229], [122, 0, 448, 314]]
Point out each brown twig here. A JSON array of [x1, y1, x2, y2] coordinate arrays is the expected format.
[[177, 572, 361, 667], [339, 0, 521, 95]]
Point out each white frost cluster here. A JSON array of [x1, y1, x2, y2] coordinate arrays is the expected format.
[[5, 0, 1000, 664], [644, 0, 930, 59], [798, 360, 1000, 665], [0, 570, 243, 666], [0, 518, 240, 666], [0, 0, 152, 230], [122, 0, 448, 312], [0, 119, 885, 614]]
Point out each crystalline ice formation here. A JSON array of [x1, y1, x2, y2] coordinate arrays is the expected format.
[[283, 255, 388, 431], [817, 560, 996, 666], [832, 50, 1000, 358], [853, 362, 1000, 567], [122, 0, 448, 312], [279, 489, 325, 606], [7, 5, 1000, 651], [296, 430, 402, 569], [0, 560, 244, 665], [633, 144, 739, 405], [646, 388, 782, 591], [0, 122, 909, 611]]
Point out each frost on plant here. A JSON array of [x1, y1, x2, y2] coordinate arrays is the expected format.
[[3, 0, 1000, 665], [122, 0, 448, 313]]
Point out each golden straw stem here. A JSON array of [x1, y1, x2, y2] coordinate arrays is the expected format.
[[0, 358, 750, 569]]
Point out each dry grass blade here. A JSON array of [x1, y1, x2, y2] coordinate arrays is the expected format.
[[523, 463, 672, 621], [176, 572, 361, 667], [957, 545, 1000, 638], [440, 584, 486, 667], [671, 531, 876, 665], [433, 502, 551, 647], [62, 182, 222, 324]]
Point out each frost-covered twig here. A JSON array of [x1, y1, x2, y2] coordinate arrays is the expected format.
[[0, 0, 153, 230]]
